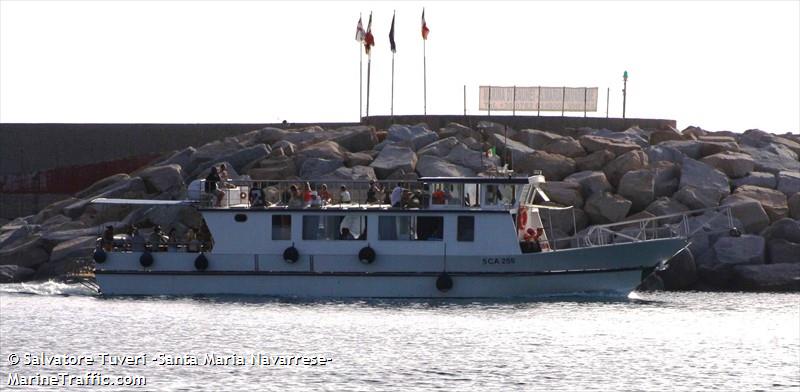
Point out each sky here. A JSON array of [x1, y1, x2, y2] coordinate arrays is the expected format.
[[1, 0, 798, 133]]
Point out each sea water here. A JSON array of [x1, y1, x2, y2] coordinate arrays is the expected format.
[[0, 282, 798, 391]]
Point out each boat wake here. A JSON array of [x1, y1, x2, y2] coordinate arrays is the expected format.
[[0, 280, 99, 297]]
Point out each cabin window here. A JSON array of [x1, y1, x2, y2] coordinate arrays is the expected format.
[[271, 215, 291, 240], [234, 214, 247, 222], [378, 216, 442, 241], [302, 215, 367, 240], [457, 216, 474, 242]]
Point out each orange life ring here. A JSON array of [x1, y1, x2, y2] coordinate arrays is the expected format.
[[517, 207, 528, 228]]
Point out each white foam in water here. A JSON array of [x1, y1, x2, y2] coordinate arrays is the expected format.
[[0, 280, 98, 296]]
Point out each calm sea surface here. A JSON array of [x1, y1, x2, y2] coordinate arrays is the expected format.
[[0, 282, 798, 391]]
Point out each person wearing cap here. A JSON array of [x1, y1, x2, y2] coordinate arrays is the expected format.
[[309, 191, 322, 208], [339, 185, 352, 204]]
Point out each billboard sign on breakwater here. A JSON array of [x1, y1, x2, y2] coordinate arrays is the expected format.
[[479, 86, 598, 113]]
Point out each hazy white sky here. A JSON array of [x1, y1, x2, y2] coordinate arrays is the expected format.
[[1, 1, 798, 133]]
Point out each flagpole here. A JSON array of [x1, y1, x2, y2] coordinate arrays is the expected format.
[[423, 39, 427, 116], [359, 45, 363, 121], [366, 56, 372, 117], [391, 52, 395, 118]]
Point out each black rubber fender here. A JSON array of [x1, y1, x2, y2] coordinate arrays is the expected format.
[[729, 227, 742, 237], [140, 251, 154, 268], [358, 246, 376, 264], [436, 273, 453, 292], [93, 248, 107, 264], [283, 246, 299, 263], [195, 253, 209, 271]]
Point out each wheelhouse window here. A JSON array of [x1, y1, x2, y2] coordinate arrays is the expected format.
[[484, 184, 516, 207], [457, 216, 474, 242], [302, 215, 367, 240], [430, 183, 464, 207], [271, 215, 291, 240], [379, 215, 442, 241]]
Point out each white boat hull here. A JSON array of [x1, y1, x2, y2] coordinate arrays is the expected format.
[[95, 239, 686, 297]]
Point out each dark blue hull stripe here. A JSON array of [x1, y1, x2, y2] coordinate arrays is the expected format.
[[95, 267, 644, 277]]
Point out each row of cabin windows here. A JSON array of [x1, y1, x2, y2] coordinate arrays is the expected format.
[[269, 215, 474, 242]]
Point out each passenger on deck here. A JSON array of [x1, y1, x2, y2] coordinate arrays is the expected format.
[[432, 188, 445, 204], [339, 227, 356, 240], [288, 184, 304, 208], [249, 182, 266, 208], [319, 184, 332, 204], [218, 164, 230, 185], [148, 225, 168, 251], [390, 183, 405, 207], [366, 180, 382, 204], [131, 225, 146, 251], [205, 167, 225, 207], [186, 228, 201, 252], [101, 225, 114, 251], [302, 182, 313, 205], [339, 185, 352, 204], [309, 191, 322, 208]]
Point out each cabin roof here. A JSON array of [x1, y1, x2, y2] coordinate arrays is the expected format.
[[418, 176, 531, 184]]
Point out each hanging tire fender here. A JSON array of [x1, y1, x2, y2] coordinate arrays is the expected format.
[[436, 273, 453, 292], [140, 251, 154, 268], [93, 248, 107, 264], [358, 246, 376, 264], [283, 245, 299, 263], [195, 253, 209, 271]]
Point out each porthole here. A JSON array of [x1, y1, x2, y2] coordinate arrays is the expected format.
[[234, 214, 248, 222]]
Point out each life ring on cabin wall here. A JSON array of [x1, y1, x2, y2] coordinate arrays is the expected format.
[[93, 248, 107, 264], [195, 253, 209, 271], [240, 191, 247, 200], [358, 246, 376, 264], [517, 207, 528, 228], [140, 251, 154, 268], [283, 246, 299, 263]]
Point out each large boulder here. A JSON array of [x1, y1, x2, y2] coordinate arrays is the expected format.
[[649, 129, 684, 145], [789, 193, 800, 219], [575, 150, 615, 172], [416, 155, 475, 177], [603, 150, 648, 187], [645, 197, 690, 219], [579, 135, 641, 157], [651, 161, 680, 197], [539, 182, 584, 208], [299, 158, 345, 179], [322, 166, 378, 182], [732, 172, 777, 189], [490, 134, 535, 163], [345, 152, 374, 167], [0, 265, 36, 283], [777, 171, 800, 196], [658, 140, 703, 159], [542, 138, 586, 158], [63, 177, 147, 219], [48, 236, 95, 263], [700, 151, 754, 179], [658, 249, 697, 290], [514, 129, 563, 149], [417, 137, 461, 157], [733, 185, 788, 222], [730, 263, 800, 291], [477, 121, 517, 140], [584, 192, 632, 224], [740, 129, 800, 155], [75, 174, 132, 199], [678, 157, 730, 205], [370, 145, 418, 179], [617, 169, 655, 212], [644, 145, 685, 164], [0, 223, 39, 250], [445, 144, 499, 172], [294, 141, 348, 163], [155, 146, 196, 174], [247, 157, 296, 180], [674, 186, 723, 210], [516, 151, 575, 180], [387, 124, 438, 151], [32, 197, 79, 225], [332, 125, 378, 152], [760, 218, 800, 244], [136, 164, 184, 194], [438, 123, 481, 141], [721, 194, 770, 234], [767, 239, 800, 264], [740, 145, 800, 174], [564, 171, 613, 197], [713, 235, 765, 265], [0, 235, 50, 269]]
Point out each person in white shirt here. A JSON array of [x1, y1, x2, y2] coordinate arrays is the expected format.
[[339, 185, 352, 204], [390, 183, 405, 207]]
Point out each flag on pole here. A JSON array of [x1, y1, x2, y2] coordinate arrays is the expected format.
[[486, 147, 496, 157], [364, 12, 375, 55], [355, 16, 365, 42], [421, 9, 429, 40], [389, 12, 396, 53]]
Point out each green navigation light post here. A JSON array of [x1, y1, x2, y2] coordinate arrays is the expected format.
[[622, 70, 628, 119]]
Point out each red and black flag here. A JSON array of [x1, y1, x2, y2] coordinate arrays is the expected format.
[[364, 12, 375, 55], [389, 12, 396, 53], [421, 9, 429, 40]]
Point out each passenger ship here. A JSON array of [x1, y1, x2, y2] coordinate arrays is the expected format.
[[91, 174, 696, 297]]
